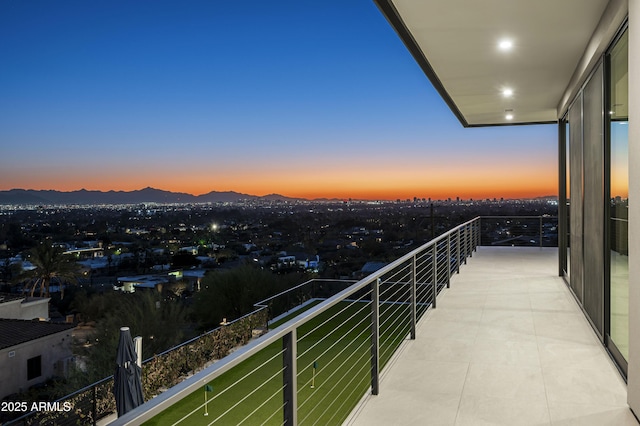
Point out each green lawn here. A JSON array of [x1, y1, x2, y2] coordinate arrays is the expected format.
[[144, 300, 410, 426]]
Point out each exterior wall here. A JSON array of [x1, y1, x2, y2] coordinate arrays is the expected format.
[[0, 330, 73, 399], [627, 0, 640, 414], [0, 298, 49, 321], [0, 299, 23, 319], [559, 0, 636, 406], [17, 299, 50, 320]]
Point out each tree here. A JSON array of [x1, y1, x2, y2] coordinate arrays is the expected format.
[[72, 290, 193, 387], [24, 243, 80, 299], [74, 291, 191, 381], [193, 266, 305, 330]]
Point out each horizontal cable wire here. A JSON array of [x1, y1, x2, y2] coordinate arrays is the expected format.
[[171, 360, 285, 426], [379, 297, 410, 332], [297, 328, 373, 410], [379, 295, 411, 333], [379, 306, 411, 361], [379, 274, 410, 304], [206, 366, 285, 426], [378, 262, 411, 289], [319, 365, 372, 426], [296, 289, 372, 356], [297, 305, 373, 386], [299, 341, 373, 425], [415, 254, 431, 274], [260, 403, 285, 426], [297, 296, 372, 362], [237, 381, 285, 426], [170, 348, 286, 425], [380, 322, 410, 362], [296, 299, 372, 368]]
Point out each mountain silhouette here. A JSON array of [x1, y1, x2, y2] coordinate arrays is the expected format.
[[0, 188, 303, 205]]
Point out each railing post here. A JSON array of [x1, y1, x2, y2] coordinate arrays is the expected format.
[[371, 278, 380, 395], [539, 216, 543, 248], [432, 244, 438, 308], [456, 228, 461, 273], [468, 223, 473, 257], [283, 330, 297, 425], [446, 234, 451, 288], [463, 225, 467, 264], [475, 218, 480, 250], [410, 256, 416, 339], [92, 384, 97, 426]]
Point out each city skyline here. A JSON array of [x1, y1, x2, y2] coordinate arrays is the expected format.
[[0, 1, 557, 200]]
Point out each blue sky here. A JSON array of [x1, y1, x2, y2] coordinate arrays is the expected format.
[[0, 0, 556, 199]]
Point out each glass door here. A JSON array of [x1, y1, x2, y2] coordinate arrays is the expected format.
[[607, 28, 628, 366]]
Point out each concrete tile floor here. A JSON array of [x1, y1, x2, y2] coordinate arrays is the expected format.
[[344, 247, 638, 426]]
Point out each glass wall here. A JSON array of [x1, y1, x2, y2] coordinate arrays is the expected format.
[[608, 29, 629, 361]]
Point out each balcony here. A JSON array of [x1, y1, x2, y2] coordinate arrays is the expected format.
[[6, 217, 634, 425], [101, 217, 633, 426], [345, 246, 636, 425]]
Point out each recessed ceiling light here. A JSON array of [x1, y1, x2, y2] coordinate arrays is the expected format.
[[502, 88, 513, 97], [505, 113, 514, 120], [498, 39, 513, 51]]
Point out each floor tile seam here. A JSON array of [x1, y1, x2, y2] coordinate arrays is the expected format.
[[466, 352, 542, 369], [470, 304, 485, 346], [533, 323, 555, 424], [379, 386, 468, 400], [452, 362, 472, 426]]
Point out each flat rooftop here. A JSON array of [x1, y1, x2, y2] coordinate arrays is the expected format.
[[346, 246, 637, 425]]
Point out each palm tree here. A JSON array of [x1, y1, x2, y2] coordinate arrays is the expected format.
[[26, 243, 80, 299]]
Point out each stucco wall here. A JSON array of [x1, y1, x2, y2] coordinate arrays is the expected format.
[[0, 298, 49, 321], [0, 329, 73, 400]]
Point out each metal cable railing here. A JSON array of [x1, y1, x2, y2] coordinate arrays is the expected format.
[[479, 215, 558, 247], [110, 217, 481, 425], [6, 216, 556, 425]]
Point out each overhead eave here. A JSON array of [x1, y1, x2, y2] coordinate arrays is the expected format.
[[374, 0, 625, 127]]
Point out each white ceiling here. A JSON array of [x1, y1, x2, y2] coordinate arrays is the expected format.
[[380, 0, 612, 126]]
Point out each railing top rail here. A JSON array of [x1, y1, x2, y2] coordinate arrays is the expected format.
[[253, 278, 357, 307], [110, 216, 482, 425], [480, 215, 557, 219]]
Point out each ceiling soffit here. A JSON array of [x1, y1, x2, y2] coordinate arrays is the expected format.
[[376, 0, 612, 126]]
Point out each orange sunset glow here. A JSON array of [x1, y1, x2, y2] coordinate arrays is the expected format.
[[0, 158, 557, 201]]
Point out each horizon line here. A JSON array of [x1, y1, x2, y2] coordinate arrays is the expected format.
[[0, 186, 560, 202]]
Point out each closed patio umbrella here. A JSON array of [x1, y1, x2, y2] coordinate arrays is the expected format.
[[113, 327, 144, 417]]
